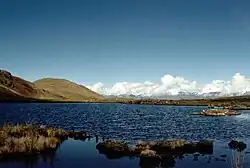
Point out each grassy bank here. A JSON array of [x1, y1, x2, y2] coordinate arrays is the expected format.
[[1, 95, 250, 110], [0, 124, 89, 158], [0, 124, 67, 157]]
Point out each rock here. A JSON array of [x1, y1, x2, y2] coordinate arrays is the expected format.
[[0, 70, 13, 87]]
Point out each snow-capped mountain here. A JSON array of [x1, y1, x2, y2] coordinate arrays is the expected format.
[[105, 91, 250, 99]]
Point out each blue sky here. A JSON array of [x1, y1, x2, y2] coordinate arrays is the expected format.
[[0, 0, 250, 85]]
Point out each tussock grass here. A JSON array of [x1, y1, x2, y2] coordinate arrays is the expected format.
[[0, 124, 67, 157]]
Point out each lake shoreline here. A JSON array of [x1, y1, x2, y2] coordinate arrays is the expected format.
[[1, 98, 250, 110]]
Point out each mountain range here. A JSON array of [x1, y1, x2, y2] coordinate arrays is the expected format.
[[1, 69, 250, 103], [105, 91, 250, 100]]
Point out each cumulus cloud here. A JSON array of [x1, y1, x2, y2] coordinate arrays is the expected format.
[[86, 73, 250, 97]]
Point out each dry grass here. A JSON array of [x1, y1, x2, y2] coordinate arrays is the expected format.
[[157, 139, 187, 149], [34, 78, 104, 100], [140, 149, 158, 158], [0, 124, 67, 157], [0, 70, 104, 102]]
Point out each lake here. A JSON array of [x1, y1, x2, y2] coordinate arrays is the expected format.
[[0, 103, 250, 168]]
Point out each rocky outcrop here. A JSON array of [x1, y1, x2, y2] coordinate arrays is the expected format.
[[0, 70, 38, 98]]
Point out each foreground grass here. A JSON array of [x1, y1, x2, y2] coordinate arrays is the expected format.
[[0, 124, 68, 157]]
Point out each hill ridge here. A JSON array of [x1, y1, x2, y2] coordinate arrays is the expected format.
[[0, 70, 104, 101]]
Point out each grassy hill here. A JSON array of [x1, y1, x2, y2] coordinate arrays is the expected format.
[[0, 70, 104, 102], [34, 78, 104, 101]]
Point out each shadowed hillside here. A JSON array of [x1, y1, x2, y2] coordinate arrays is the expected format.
[[0, 70, 38, 98]]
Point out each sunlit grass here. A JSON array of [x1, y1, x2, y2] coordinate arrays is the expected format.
[[0, 124, 67, 156]]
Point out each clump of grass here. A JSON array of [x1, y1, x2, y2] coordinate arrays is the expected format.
[[164, 139, 187, 149], [46, 127, 68, 138], [0, 124, 67, 157]]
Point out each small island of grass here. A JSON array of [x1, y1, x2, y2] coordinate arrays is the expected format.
[[0, 124, 90, 159], [200, 109, 241, 116]]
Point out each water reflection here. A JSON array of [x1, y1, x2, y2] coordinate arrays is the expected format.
[[139, 156, 175, 168], [1, 104, 250, 167], [229, 141, 247, 168], [0, 139, 248, 168], [0, 150, 57, 168]]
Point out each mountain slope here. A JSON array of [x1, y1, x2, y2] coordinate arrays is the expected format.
[[0, 70, 104, 102], [0, 70, 42, 101], [0, 70, 70, 101], [0, 70, 37, 97], [34, 78, 104, 101]]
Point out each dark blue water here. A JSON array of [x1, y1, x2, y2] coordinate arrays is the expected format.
[[1, 103, 250, 168]]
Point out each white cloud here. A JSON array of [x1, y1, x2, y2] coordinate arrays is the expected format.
[[86, 73, 250, 97]]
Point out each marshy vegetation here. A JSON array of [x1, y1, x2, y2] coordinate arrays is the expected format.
[[0, 123, 248, 168], [0, 124, 65, 158], [199, 109, 241, 116], [96, 139, 214, 167], [96, 139, 213, 158], [0, 124, 90, 159], [96, 140, 249, 168]]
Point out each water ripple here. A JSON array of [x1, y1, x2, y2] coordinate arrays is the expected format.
[[1, 103, 250, 143]]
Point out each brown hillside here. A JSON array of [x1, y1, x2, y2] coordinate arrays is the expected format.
[[0, 70, 104, 102], [34, 78, 104, 101], [0, 85, 30, 101], [0, 70, 66, 101], [0, 70, 38, 98]]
